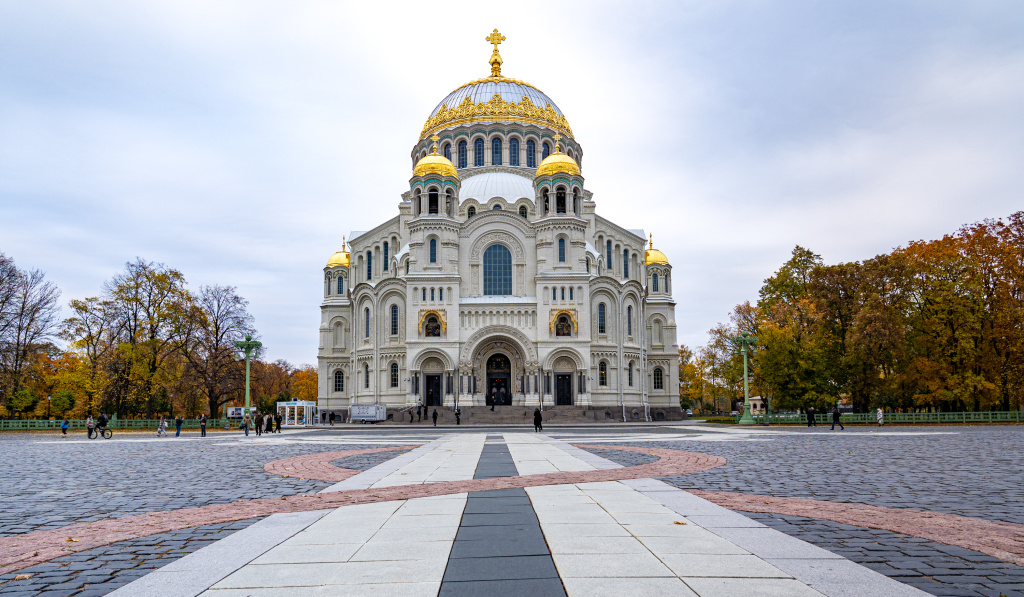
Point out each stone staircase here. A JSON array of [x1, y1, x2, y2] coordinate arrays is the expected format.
[[381, 405, 623, 425]]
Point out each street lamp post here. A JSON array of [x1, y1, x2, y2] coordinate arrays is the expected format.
[[47, 394, 51, 419], [234, 334, 262, 417], [731, 331, 758, 426]]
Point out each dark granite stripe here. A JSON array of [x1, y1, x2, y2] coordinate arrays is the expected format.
[[439, 438, 566, 596]]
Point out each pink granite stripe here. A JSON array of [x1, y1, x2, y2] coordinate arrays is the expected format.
[[262, 446, 411, 482]]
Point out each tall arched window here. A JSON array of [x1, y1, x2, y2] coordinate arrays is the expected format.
[[390, 363, 399, 388], [429, 239, 437, 263], [474, 138, 484, 166], [509, 138, 519, 166], [428, 189, 438, 214], [519, 205, 527, 218], [458, 140, 467, 168], [561, 287, 565, 301], [383, 241, 389, 267], [336, 276, 343, 294], [430, 288, 435, 301], [556, 187, 566, 214], [558, 238, 566, 262], [483, 244, 512, 296], [653, 367, 664, 390], [366, 251, 372, 280], [364, 363, 370, 388], [542, 142, 551, 159], [552, 287, 557, 301], [573, 188, 580, 214], [421, 288, 426, 301], [467, 206, 476, 218], [627, 305, 633, 336], [364, 307, 370, 338], [439, 288, 443, 301], [628, 361, 634, 386], [526, 139, 536, 167], [606, 241, 613, 268], [443, 143, 451, 161], [542, 189, 549, 214], [598, 303, 606, 334], [491, 137, 502, 166], [334, 370, 344, 392], [652, 273, 659, 292], [569, 287, 574, 300], [390, 305, 399, 336], [598, 361, 607, 386], [623, 249, 629, 278], [326, 277, 331, 296]]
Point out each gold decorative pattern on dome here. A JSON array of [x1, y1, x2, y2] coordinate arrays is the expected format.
[[535, 133, 581, 177], [421, 93, 574, 140], [413, 134, 459, 179], [645, 233, 669, 266], [327, 236, 350, 268]]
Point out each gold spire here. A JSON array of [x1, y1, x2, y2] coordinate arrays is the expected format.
[[552, 133, 562, 153], [485, 29, 505, 77], [327, 235, 351, 268], [430, 134, 440, 153]]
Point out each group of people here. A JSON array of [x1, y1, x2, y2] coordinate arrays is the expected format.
[[408, 404, 441, 426], [155, 413, 210, 437], [241, 411, 282, 436], [805, 406, 845, 430]]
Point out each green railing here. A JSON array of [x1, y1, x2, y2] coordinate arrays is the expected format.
[[738, 410, 1023, 425], [0, 418, 234, 431]]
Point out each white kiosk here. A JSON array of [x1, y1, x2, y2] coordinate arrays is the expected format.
[[276, 400, 318, 427]]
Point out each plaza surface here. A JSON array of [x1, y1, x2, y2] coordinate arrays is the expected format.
[[0, 425, 1022, 596]]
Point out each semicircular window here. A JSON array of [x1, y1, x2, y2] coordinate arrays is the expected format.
[[483, 244, 513, 296]]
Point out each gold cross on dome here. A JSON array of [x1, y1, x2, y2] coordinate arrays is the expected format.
[[430, 134, 440, 153], [486, 29, 505, 50], [552, 133, 562, 152]]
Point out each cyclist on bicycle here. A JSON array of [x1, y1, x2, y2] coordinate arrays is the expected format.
[[96, 413, 108, 435]]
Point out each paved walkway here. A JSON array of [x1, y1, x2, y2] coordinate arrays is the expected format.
[[104, 432, 927, 597]]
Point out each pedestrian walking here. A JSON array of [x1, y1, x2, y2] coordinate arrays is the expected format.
[[416, 404, 422, 422], [86, 415, 95, 439], [432, 408, 438, 427], [61, 418, 69, 438], [199, 413, 207, 437], [274, 413, 282, 433], [174, 415, 183, 437], [876, 408, 884, 427], [455, 407, 461, 425], [255, 412, 263, 437], [329, 411, 335, 426], [533, 408, 543, 432], [806, 406, 816, 427], [242, 412, 251, 436], [490, 388, 497, 411], [831, 406, 844, 431], [157, 416, 167, 437], [265, 414, 273, 434], [409, 409, 414, 423]]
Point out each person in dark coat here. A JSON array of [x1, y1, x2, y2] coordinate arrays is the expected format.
[[533, 408, 543, 432], [490, 388, 497, 411], [265, 414, 273, 434], [806, 406, 816, 427], [174, 415, 183, 437], [498, 387, 507, 407], [274, 413, 282, 433], [254, 412, 263, 436], [455, 407, 461, 425], [432, 409, 438, 426], [831, 406, 844, 430], [417, 404, 422, 422]]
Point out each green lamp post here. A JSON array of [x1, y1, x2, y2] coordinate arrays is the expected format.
[[234, 334, 262, 417], [732, 331, 758, 426]]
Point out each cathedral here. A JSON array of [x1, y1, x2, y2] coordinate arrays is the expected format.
[[318, 31, 680, 421]]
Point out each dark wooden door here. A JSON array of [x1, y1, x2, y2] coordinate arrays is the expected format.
[[555, 374, 573, 405], [425, 374, 442, 406]]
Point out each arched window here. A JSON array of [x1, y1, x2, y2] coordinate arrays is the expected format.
[[623, 249, 629, 278], [556, 187, 566, 214], [413, 189, 421, 216], [443, 143, 451, 161], [519, 206, 527, 218], [421, 288, 426, 301], [364, 363, 370, 388], [430, 288, 435, 301], [573, 188, 580, 214], [390, 305, 399, 336], [366, 251, 372, 280], [405, 261, 409, 275], [542, 142, 551, 159], [458, 140, 467, 168], [654, 367, 664, 390], [599, 361, 607, 386], [474, 138, 484, 166], [337, 276, 343, 294], [491, 137, 502, 166], [364, 307, 370, 338], [492, 204, 501, 210], [509, 138, 519, 166], [429, 239, 437, 263], [383, 242, 389, 267], [334, 370, 344, 392], [428, 189, 438, 214], [606, 240, 613, 268], [555, 314, 571, 336], [542, 189, 549, 215], [569, 287, 574, 300], [628, 361, 634, 386], [558, 238, 566, 262], [439, 288, 443, 301], [652, 273, 659, 292], [598, 303, 606, 334], [526, 139, 536, 167], [552, 287, 557, 301], [627, 305, 633, 336], [326, 277, 331, 296], [467, 206, 476, 218], [390, 363, 399, 388], [483, 244, 512, 296], [561, 287, 565, 301], [586, 258, 590, 273]]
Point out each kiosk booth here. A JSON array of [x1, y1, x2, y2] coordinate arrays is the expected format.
[[276, 400, 318, 427]]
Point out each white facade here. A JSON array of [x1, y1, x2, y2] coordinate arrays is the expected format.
[[317, 49, 680, 420]]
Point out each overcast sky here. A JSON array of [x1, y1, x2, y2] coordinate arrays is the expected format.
[[2, 1, 1022, 365]]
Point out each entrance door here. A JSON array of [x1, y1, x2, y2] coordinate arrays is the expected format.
[[425, 374, 442, 406], [486, 354, 512, 405], [555, 374, 573, 406]]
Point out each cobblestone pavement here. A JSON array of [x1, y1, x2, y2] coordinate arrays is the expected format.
[[749, 514, 1024, 597], [0, 520, 259, 597]]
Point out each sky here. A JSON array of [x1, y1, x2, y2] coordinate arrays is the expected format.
[[1, 1, 1022, 365]]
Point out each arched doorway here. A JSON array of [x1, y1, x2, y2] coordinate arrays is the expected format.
[[486, 353, 511, 406], [553, 356, 575, 406]]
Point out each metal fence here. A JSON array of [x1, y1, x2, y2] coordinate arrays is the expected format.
[[739, 411, 1023, 425], [0, 418, 235, 431]]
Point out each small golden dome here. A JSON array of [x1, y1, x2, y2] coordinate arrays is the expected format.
[[645, 234, 669, 266], [327, 237, 350, 268], [413, 135, 458, 179], [535, 134, 580, 177]]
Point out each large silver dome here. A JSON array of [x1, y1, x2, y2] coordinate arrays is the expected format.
[[430, 80, 565, 119]]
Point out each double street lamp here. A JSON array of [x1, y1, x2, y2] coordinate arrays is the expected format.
[[234, 334, 263, 417], [731, 331, 758, 426]]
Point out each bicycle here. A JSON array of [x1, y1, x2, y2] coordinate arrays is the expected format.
[[89, 427, 113, 439]]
